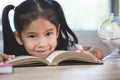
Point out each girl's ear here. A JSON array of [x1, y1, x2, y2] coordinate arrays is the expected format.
[[14, 31, 23, 45], [57, 24, 60, 38]]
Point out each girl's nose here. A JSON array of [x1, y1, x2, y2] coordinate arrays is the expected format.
[[37, 38, 47, 47]]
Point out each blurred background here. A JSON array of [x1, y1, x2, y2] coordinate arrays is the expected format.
[[0, 0, 119, 57]]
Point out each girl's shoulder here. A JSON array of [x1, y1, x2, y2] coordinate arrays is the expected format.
[[68, 43, 83, 51]]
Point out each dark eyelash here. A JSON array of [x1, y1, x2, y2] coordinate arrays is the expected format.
[[47, 32, 53, 35], [28, 35, 35, 38]]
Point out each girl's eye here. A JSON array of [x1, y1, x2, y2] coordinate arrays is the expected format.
[[28, 35, 36, 38], [46, 32, 53, 36]]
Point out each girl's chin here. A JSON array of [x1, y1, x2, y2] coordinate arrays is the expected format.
[[33, 52, 50, 58]]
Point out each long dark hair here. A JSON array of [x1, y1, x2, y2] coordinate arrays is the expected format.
[[2, 0, 78, 55]]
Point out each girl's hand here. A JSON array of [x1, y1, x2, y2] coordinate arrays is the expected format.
[[85, 51, 103, 63], [88, 46, 103, 60], [75, 45, 103, 61], [0, 54, 15, 62]]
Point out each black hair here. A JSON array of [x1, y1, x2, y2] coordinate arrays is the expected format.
[[2, 0, 78, 55]]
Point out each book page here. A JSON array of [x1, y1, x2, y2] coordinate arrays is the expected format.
[[5, 55, 49, 67], [5, 55, 37, 64], [46, 50, 68, 63], [46, 50, 102, 65]]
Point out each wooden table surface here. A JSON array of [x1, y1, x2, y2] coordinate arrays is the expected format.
[[1, 60, 120, 80]]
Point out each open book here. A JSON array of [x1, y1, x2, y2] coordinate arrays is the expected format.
[[5, 50, 102, 67]]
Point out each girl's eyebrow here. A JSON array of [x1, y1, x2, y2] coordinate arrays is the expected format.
[[24, 28, 55, 35], [45, 28, 55, 32], [24, 32, 36, 35]]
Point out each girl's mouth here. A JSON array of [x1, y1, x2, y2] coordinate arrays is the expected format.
[[36, 49, 49, 54]]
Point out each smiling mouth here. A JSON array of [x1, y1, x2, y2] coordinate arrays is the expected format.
[[36, 49, 49, 54]]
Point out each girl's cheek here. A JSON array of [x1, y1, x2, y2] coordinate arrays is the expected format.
[[49, 38, 58, 50], [24, 42, 34, 50]]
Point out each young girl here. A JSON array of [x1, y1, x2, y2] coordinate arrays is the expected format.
[[0, 0, 103, 62]]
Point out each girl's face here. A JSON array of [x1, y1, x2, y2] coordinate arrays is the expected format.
[[14, 18, 60, 58]]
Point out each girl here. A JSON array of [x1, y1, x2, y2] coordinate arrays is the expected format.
[[0, 0, 103, 62]]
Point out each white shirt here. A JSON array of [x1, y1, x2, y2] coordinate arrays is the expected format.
[[68, 43, 83, 51]]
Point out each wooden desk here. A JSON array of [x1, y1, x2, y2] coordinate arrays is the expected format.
[[1, 60, 120, 80]]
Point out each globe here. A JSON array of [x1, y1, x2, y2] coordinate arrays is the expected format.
[[98, 13, 120, 61]]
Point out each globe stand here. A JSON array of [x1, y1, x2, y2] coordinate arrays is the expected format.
[[103, 48, 120, 61]]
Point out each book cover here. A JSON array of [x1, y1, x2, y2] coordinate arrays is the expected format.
[[0, 63, 13, 74]]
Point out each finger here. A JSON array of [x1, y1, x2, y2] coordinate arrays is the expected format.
[[0, 55, 3, 62], [83, 46, 91, 50], [90, 47, 103, 60], [0, 54, 7, 61], [2, 54, 15, 61], [87, 53, 103, 63]]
